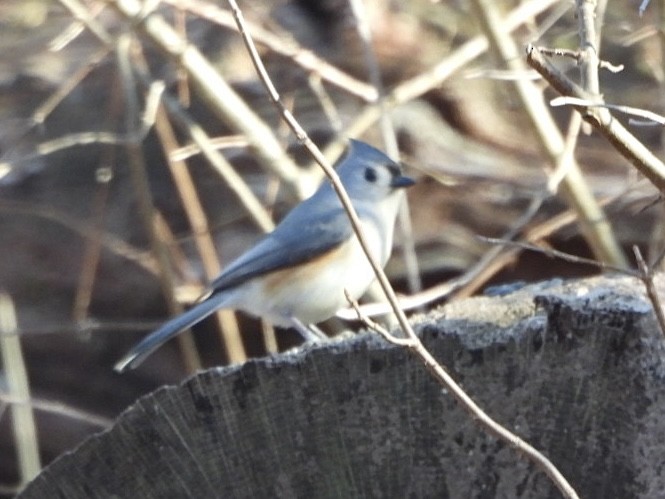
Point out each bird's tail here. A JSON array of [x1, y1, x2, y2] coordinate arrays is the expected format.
[[114, 292, 229, 372]]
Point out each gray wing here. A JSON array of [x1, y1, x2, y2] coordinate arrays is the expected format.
[[211, 202, 353, 292]]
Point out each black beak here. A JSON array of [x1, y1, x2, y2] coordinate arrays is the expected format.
[[391, 174, 416, 188]]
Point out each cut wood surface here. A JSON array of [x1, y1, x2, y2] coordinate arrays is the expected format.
[[19, 275, 664, 498]]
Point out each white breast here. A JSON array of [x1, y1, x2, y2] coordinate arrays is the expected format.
[[226, 218, 389, 327]]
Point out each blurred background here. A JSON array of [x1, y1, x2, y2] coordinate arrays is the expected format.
[[1, 0, 664, 494]]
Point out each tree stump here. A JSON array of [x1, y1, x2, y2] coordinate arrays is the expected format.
[[19, 275, 665, 498]]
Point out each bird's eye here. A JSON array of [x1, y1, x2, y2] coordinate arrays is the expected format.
[[364, 167, 377, 183]]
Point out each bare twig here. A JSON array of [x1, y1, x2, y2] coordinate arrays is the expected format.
[[342, 177, 643, 318], [117, 35, 204, 373], [343, 0, 561, 142], [480, 237, 638, 276], [576, 0, 602, 97], [73, 166, 112, 324], [132, 53, 276, 233], [343, 292, 581, 499], [170, 135, 248, 161], [0, 201, 159, 275], [344, 290, 412, 347], [535, 47, 624, 73], [58, 0, 113, 45], [3, 78, 164, 171], [33, 47, 112, 125], [51, 1, 104, 49], [526, 44, 665, 195], [307, 75, 343, 132], [551, 97, 665, 126], [28, 131, 142, 157], [581, 0, 608, 133], [470, 0, 626, 268], [225, 0, 409, 340], [547, 111, 583, 194], [391, 0, 560, 105], [162, 0, 378, 102], [633, 246, 665, 338], [347, 0, 421, 299], [227, 1, 580, 497], [0, 392, 113, 429], [173, 2, 192, 107], [0, 293, 41, 485], [153, 100, 246, 364], [110, 0, 313, 199], [73, 76, 124, 326], [338, 193, 548, 318], [153, 213, 201, 288]]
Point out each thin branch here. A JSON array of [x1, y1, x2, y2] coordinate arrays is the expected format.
[[576, 0, 602, 96], [345, 290, 413, 347], [227, 2, 580, 497], [342, 0, 561, 143], [162, 0, 378, 102], [346, 0, 421, 298], [547, 111, 583, 194], [307, 75, 343, 132], [117, 34, 202, 373], [0, 201, 159, 275], [0, 392, 113, 428], [110, 0, 311, 199], [551, 96, 665, 126], [344, 295, 580, 499], [58, 0, 113, 45], [172, 2, 192, 107], [535, 47, 624, 73], [169, 135, 248, 162], [340, 183, 638, 319], [0, 293, 41, 484], [526, 44, 665, 195], [390, 0, 560, 105], [225, 0, 412, 341], [73, 165, 112, 324], [132, 53, 276, 233], [470, 0, 626, 268], [152, 99, 246, 364], [73, 77, 124, 325], [50, 0, 107, 50], [33, 47, 112, 125], [338, 192, 548, 318], [2, 79, 164, 170], [633, 246, 665, 338], [480, 237, 639, 277]]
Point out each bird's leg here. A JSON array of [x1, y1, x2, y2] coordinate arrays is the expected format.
[[289, 317, 328, 342]]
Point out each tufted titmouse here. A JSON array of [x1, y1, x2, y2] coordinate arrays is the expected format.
[[114, 139, 414, 372]]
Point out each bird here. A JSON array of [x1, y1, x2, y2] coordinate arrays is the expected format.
[[114, 139, 414, 372]]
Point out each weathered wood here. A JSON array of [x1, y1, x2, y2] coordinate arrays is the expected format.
[[19, 275, 665, 498]]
